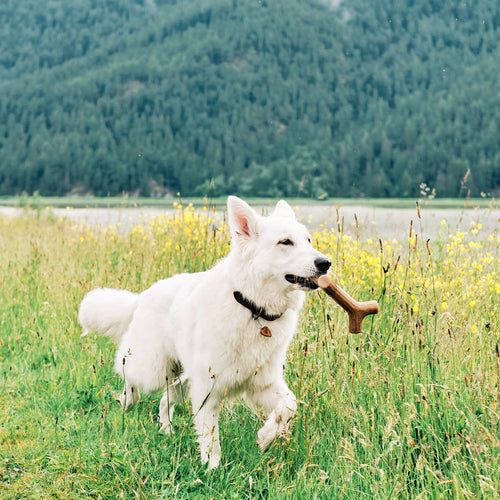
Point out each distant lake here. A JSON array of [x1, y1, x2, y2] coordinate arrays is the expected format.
[[2, 202, 498, 241]]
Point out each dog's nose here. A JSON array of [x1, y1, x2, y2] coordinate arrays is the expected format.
[[314, 257, 331, 274]]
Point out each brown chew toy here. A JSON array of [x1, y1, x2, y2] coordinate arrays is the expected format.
[[315, 275, 379, 333]]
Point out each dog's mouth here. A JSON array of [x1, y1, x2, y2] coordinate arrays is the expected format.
[[285, 274, 319, 290]]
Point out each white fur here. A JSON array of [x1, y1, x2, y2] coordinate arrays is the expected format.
[[78, 288, 138, 341], [78, 196, 330, 468]]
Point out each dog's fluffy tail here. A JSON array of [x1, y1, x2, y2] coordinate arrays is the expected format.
[[78, 288, 138, 342]]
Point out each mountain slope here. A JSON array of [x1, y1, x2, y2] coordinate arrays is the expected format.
[[1, 0, 499, 197]]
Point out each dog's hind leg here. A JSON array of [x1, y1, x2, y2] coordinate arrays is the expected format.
[[247, 380, 297, 452], [115, 380, 140, 412], [159, 376, 189, 434], [114, 311, 174, 394]]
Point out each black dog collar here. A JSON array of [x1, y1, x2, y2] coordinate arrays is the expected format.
[[233, 291, 285, 322]]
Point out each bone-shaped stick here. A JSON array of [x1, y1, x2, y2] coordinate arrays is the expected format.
[[315, 275, 379, 333]]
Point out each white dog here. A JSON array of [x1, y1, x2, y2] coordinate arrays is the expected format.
[[79, 196, 330, 468]]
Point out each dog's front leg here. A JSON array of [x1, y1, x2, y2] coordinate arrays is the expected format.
[[248, 380, 297, 452], [192, 393, 222, 469]]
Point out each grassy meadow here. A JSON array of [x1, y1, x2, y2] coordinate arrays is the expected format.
[[0, 202, 498, 499]]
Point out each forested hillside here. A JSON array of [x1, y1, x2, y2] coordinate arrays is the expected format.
[[1, 0, 499, 198]]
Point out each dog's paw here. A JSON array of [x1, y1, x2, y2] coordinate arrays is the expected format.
[[113, 391, 128, 410], [200, 449, 221, 469], [159, 422, 173, 435], [199, 439, 222, 469], [113, 389, 139, 412], [257, 431, 275, 452], [257, 408, 295, 452], [207, 451, 221, 470], [257, 415, 279, 452]]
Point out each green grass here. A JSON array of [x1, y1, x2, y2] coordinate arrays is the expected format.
[[0, 193, 497, 211], [0, 205, 498, 499]]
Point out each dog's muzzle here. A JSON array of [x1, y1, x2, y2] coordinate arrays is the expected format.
[[285, 257, 331, 290]]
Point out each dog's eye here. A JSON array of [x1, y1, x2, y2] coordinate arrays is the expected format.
[[278, 239, 294, 246]]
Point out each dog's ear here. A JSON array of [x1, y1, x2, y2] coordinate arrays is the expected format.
[[273, 200, 296, 219], [227, 196, 259, 239]]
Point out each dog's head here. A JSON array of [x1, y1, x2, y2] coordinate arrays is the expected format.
[[227, 196, 331, 291]]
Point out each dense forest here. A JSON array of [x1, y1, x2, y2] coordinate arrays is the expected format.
[[0, 0, 499, 198]]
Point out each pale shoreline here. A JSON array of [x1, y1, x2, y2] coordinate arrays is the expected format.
[[1, 203, 498, 241]]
